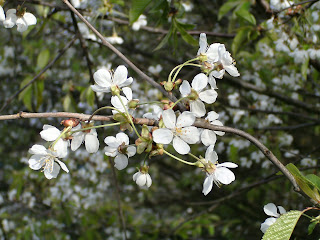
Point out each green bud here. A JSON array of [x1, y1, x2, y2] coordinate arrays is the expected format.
[[164, 81, 174, 92], [111, 85, 120, 96], [128, 99, 139, 109]]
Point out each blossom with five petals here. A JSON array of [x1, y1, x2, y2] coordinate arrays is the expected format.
[[3, 9, 37, 32], [111, 87, 133, 114], [28, 144, 69, 179], [40, 125, 69, 158], [152, 109, 200, 155], [179, 73, 217, 117], [202, 145, 238, 195], [260, 203, 286, 233], [91, 65, 133, 94], [104, 132, 136, 170]]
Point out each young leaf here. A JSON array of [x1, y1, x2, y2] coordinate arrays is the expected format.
[[129, 0, 152, 24], [174, 19, 198, 46], [19, 76, 33, 111], [218, 0, 241, 20], [262, 210, 303, 240], [154, 24, 174, 51], [36, 49, 50, 70], [306, 174, 320, 192], [232, 27, 251, 55], [235, 6, 256, 25]]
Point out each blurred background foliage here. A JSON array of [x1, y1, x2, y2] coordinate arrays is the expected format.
[[0, 0, 320, 239]]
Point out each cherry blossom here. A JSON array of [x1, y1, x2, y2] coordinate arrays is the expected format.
[[132, 15, 147, 31], [3, 9, 37, 32], [133, 167, 152, 188], [28, 144, 69, 179], [91, 65, 133, 94], [260, 203, 286, 233], [202, 145, 238, 195], [152, 109, 200, 155], [40, 125, 69, 158], [111, 87, 132, 114], [179, 73, 217, 117], [71, 122, 99, 153], [104, 132, 136, 170]]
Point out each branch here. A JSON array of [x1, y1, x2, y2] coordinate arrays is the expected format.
[[0, 37, 77, 113], [61, 0, 185, 111]]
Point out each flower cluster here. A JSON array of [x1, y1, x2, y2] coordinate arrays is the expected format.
[[27, 33, 240, 195], [1, 5, 36, 32]]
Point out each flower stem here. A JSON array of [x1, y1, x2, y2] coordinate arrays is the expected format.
[[50, 126, 72, 148], [168, 57, 200, 83], [163, 149, 197, 166], [169, 97, 188, 110], [70, 122, 121, 134], [116, 94, 141, 138], [88, 106, 124, 122], [137, 101, 163, 106]]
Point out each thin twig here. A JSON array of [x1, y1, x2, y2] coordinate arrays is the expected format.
[[0, 37, 77, 113]]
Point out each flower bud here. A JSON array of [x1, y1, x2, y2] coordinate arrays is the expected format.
[[128, 99, 139, 109], [164, 81, 174, 92], [61, 118, 80, 127], [111, 85, 120, 96]]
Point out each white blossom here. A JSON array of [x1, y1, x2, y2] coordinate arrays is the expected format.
[[111, 87, 132, 114], [104, 132, 136, 170], [40, 125, 69, 158], [3, 9, 37, 32], [179, 73, 217, 117], [260, 203, 286, 233], [153, 109, 200, 155], [28, 144, 69, 179], [105, 34, 124, 44], [71, 123, 99, 153], [132, 15, 147, 31], [91, 65, 133, 93], [0, 6, 5, 22], [133, 170, 152, 188], [202, 145, 238, 195], [201, 111, 224, 147]]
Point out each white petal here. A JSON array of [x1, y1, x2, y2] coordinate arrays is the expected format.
[[136, 174, 147, 186], [23, 12, 37, 26], [202, 174, 214, 195], [114, 154, 128, 170], [133, 172, 140, 181], [91, 84, 109, 93], [44, 162, 60, 179], [199, 89, 217, 104], [212, 69, 225, 79], [162, 109, 176, 129], [111, 95, 127, 112], [179, 80, 191, 96], [190, 100, 206, 117], [176, 111, 195, 127], [71, 133, 84, 151], [210, 119, 225, 136], [122, 87, 132, 101], [84, 133, 99, 153], [104, 136, 120, 147], [225, 65, 240, 77], [201, 129, 217, 146], [197, 33, 208, 55], [152, 129, 173, 144], [113, 65, 128, 86], [93, 69, 112, 88], [264, 203, 279, 217], [127, 146, 136, 157], [207, 111, 219, 121], [214, 167, 235, 185], [120, 77, 133, 88], [206, 43, 220, 62], [218, 162, 238, 168], [116, 132, 129, 145], [104, 146, 118, 157], [205, 145, 218, 163], [56, 159, 69, 173], [28, 155, 44, 170], [0, 7, 5, 22], [278, 206, 286, 214], [173, 136, 190, 155], [3, 9, 17, 28], [260, 217, 277, 233], [146, 174, 152, 187], [208, 74, 218, 89], [191, 73, 208, 92], [29, 144, 47, 155], [40, 125, 61, 141], [54, 139, 68, 158], [180, 126, 200, 144]]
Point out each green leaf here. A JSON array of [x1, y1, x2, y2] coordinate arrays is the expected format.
[[286, 163, 320, 202], [154, 24, 174, 51], [174, 19, 198, 46], [306, 174, 320, 192], [232, 27, 251, 55], [262, 210, 303, 240], [218, 0, 241, 20], [63, 94, 76, 112], [36, 49, 50, 70], [35, 79, 44, 110], [235, 2, 256, 25], [308, 221, 317, 235], [19, 76, 33, 111], [301, 57, 309, 80], [129, 0, 152, 24]]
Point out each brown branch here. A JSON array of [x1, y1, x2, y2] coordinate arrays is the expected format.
[[0, 37, 77, 113], [61, 0, 185, 111]]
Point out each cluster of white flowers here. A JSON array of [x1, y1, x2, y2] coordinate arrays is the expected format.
[[0, 5, 36, 32], [26, 33, 242, 195]]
